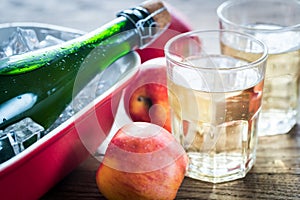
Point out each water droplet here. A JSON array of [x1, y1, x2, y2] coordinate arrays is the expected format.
[[47, 88, 57, 96]]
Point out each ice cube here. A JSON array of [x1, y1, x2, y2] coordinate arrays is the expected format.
[[37, 35, 64, 49], [0, 48, 6, 59], [0, 26, 81, 59], [95, 58, 130, 96], [45, 105, 75, 133], [19, 27, 40, 50], [0, 134, 16, 164], [4, 117, 44, 151], [60, 32, 82, 41], [96, 79, 110, 96], [71, 94, 92, 112], [2, 27, 39, 56]]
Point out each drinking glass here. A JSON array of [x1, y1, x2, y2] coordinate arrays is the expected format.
[[217, 0, 300, 136], [165, 30, 268, 183]]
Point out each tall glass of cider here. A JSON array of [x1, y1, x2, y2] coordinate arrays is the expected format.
[[217, 0, 300, 136], [165, 30, 268, 183]]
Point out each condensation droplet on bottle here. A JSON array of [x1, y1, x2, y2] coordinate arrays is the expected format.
[[47, 88, 57, 96]]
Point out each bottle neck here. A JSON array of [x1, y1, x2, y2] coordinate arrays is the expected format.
[[117, 6, 160, 48]]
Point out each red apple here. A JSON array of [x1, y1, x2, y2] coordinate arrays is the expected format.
[[96, 122, 188, 200], [123, 58, 171, 132]]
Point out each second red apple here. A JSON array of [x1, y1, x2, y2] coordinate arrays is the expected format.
[[123, 58, 171, 132]]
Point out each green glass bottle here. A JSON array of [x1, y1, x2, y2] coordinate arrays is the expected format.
[[0, 0, 171, 130]]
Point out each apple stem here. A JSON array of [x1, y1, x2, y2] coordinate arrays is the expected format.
[[138, 96, 153, 108]]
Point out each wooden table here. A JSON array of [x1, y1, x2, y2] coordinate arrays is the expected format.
[[41, 126, 300, 199]]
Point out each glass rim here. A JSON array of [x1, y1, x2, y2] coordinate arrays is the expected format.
[[164, 29, 268, 71], [217, 0, 300, 33]]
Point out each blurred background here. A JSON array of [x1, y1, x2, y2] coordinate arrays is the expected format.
[[0, 0, 226, 32]]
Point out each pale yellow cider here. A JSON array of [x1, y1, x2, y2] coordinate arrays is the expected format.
[[167, 54, 264, 182], [222, 25, 300, 134], [168, 77, 263, 157]]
